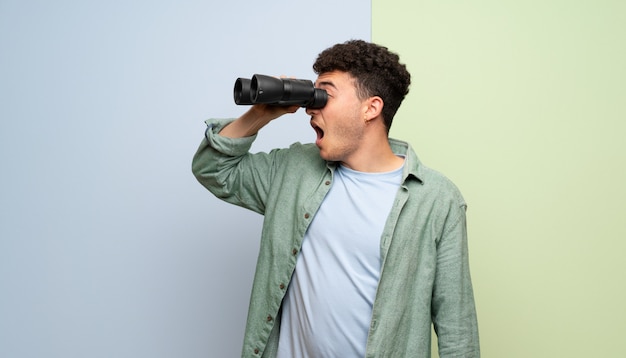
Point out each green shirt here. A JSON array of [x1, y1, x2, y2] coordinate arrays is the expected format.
[[192, 118, 480, 358]]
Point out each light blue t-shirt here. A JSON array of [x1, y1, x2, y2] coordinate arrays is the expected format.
[[277, 161, 404, 358]]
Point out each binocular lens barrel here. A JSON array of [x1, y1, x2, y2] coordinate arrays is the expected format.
[[233, 78, 253, 105], [233, 74, 327, 109]]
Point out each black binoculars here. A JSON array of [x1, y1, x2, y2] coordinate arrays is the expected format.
[[233, 74, 327, 109]]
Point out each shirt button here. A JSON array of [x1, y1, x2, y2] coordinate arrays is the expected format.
[[325, 180, 331, 185], [267, 315, 273, 322], [292, 248, 298, 255], [279, 283, 285, 290], [254, 348, 259, 355], [304, 213, 310, 219]]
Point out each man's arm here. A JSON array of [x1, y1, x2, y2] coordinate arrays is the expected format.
[[191, 104, 300, 214], [219, 104, 299, 138], [432, 205, 480, 357]]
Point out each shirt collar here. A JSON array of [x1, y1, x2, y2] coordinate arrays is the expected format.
[[388, 138, 424, 184], [325, 138, 424, 184]]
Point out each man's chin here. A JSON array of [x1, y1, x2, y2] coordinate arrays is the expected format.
[[317, 150, 337, 162]]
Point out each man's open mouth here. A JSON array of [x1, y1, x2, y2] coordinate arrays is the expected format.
[[314, 126, 324, 140], [311, 122, 325, 141]]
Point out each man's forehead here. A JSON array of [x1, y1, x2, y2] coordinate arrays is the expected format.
[[314, 71, 354, 87]]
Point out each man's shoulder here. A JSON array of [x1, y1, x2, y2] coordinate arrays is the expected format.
[[286, 141, 319, 153], [417, 165, 466, 208], [270, 142, 326, 170], [399, 143, 465, 206], [274, 142, 322, 161], [419, 164, 459, 190]]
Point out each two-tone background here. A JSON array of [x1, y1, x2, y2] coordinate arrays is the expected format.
[[1, 1, 624, 357]]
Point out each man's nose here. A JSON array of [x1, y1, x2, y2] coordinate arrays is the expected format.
[[305, 107, 318, 116]]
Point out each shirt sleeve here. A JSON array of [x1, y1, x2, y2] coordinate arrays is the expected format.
[[191, 118, 273, 215], [431, 203, 481, 357]]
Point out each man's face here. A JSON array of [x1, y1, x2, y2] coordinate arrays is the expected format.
[[307, 71, 368, 164]]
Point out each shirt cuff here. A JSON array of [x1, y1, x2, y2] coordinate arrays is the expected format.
[[204, 118, 257, 156]]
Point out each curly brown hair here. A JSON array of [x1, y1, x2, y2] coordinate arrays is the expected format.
[[312, 40, 411, 131]]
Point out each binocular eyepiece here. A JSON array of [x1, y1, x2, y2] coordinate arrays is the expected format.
[[234, 74, 327, 109]]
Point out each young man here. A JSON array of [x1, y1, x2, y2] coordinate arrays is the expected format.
[[192, 40, 479, 358]]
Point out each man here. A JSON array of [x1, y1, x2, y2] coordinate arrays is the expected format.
[[192, 40, 479, 358]]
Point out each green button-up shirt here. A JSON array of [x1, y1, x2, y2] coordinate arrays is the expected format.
[[192, 118, 480, 358]]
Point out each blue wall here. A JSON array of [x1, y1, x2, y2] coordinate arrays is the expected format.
[[0, 1, 370, 357]]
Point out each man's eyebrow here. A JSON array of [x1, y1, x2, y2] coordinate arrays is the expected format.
[[316, 80, 337, 89]]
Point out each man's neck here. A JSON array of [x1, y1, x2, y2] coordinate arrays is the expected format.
[[340, 135, 405, 173]]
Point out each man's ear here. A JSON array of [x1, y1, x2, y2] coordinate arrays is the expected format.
[[364, 96, 384, 122]]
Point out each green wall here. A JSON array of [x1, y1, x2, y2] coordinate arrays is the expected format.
[[373, 1, 626, 357]]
